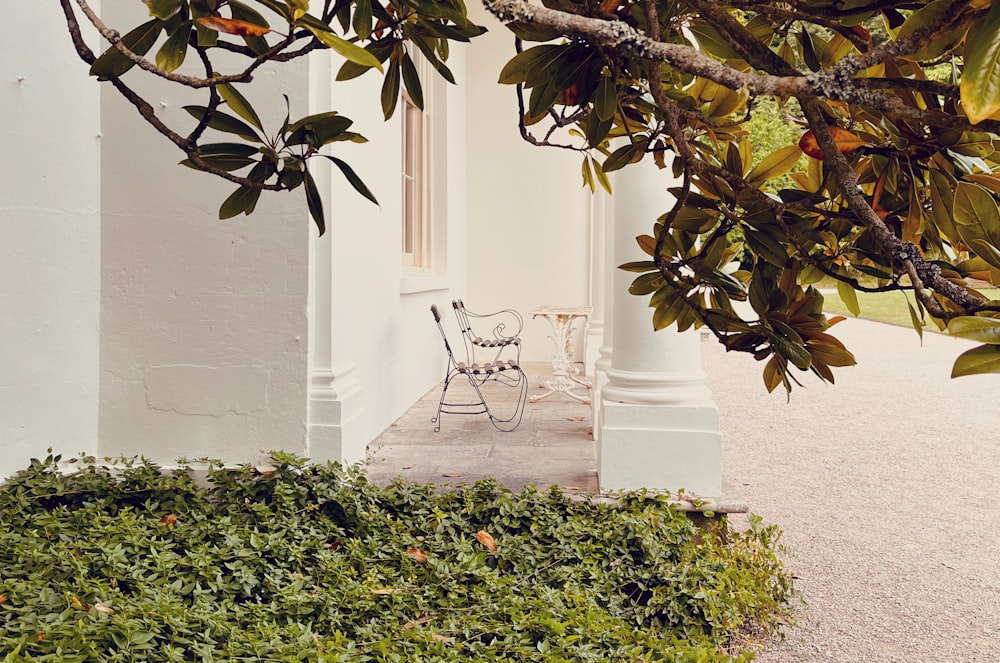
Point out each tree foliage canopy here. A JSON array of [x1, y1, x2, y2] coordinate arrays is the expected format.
[[58, 0, 1000, 389]]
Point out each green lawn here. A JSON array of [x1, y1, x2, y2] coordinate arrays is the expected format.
[[821, 287, 1000, 332]]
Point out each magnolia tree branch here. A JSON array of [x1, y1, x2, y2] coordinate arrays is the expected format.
[[72, 0, 309, 88]]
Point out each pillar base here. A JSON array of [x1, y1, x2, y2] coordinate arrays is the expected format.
[[598, 400, 721, 495], [308, 362, 366, 464]]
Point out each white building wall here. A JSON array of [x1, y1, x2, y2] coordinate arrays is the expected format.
[[316, 46, 471, 456], [96, 1, 310, 466], [0, 3, 102, 477], [465, 5, 592, 363]]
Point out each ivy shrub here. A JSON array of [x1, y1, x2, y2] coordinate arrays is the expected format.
[[0, 453, 794, 661]]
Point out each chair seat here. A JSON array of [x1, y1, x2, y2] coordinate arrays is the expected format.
[[473, 337, 520, 349], [456, 360, 519, 375]]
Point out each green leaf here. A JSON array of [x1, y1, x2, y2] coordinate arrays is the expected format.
[[594, 75, 616, 122], [353, 0, 373, 40], [219, 184, 262, 219], [218, 83, 264, 131], [951, 343, 1000, 377], [90, 19, 164, 80], [286, 112, 354, 146], [960, 0, 1000, 124], [592, 157, 611, 194], [746, 146, 803, 187], [322, 155, 379, 205], [304, 170, 326, 235], [897, 0, 965, 61], [143, 0, 182, 20], [180, 143, 259, 172], [798, 27, 820, 72], [948, 316, 1000, 343], [305, 25, 384, 72], [954, 182, 1000, 268], [629, 272, 665, 296], [688, 21, 741, 60], [156, 22, 191, 72], [401, 53, 424, 110], [184, 105, 261, 141], [412, 37, 456, 84], [498, 45, 563, 85], [906, 299, 924, 342], [618, 261, 657, 273], [603, 143, 642, 173], [581, 156, 594, 191], [836, 280, 861, 317], [381, 61, 401, 119]]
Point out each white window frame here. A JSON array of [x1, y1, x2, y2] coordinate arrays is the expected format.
[[401, 52, 432, 270]]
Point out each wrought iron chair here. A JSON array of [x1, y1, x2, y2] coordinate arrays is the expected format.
[[451, 299, 522, 366], [430, 304, 528, 432]]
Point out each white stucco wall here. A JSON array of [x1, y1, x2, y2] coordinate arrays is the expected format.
[[0, 4, 102, 478], [96, 1, 310, 466], [465, 4, 593, 363]]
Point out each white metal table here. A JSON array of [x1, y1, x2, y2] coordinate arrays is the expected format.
[[529, 305, 593, 404]]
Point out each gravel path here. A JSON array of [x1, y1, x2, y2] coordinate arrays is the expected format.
[[704, 318, 1000, 662]]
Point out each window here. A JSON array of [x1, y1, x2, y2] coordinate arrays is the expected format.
[[401, 53, 431, 269]]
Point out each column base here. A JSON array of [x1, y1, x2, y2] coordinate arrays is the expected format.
[[598, 399, 722, 495], [308, 363, 366, 465]]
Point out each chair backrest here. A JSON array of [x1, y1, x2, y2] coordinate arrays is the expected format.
[[451, 299, 522, 366]]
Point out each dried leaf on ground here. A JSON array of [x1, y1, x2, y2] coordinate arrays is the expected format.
[[475, 530, 497, 552], [406, 547, 428, 563]]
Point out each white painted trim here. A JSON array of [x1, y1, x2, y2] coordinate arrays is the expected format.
[[399, 274, 450, 294]]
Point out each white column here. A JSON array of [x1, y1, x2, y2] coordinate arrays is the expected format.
[[585, 187, 608, 377], [590, 188, 613, 442], [307, 50, 365, 464], [598, 159, 722, 496]]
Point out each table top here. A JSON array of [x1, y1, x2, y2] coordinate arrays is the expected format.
[[531, 305, 593, 317]]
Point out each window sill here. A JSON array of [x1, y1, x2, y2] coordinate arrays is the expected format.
[[400, 273, 449, 294]]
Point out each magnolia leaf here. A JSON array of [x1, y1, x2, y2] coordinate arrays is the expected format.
[[762, 355, 784, 393], [196, 16, 271, 37], [475, 530, 497, 552], [90, 19, 164, 80], [798, 126, 866, 160], [305, 26, 383, 72], [836, 280, 861, 317], [183, 105, 261, 141], [322, 155, 379, 205], [218, 82, 264, 131], [746, 145, 803, 186], [897, 0, 966, 61], [401, 53, 424, 110], [960, 0, 1000, 124], [156, 23, 191, 72], [219, 184, 262, 219], [951, 343, 1000, 377], [304, 170, 326, 235], [907, 299, 924, 342], [595, 76, 616, 122], [948, 315, 1000, 343], [807, 342, 856, 367], [353, 0, 373, 40], [381, 62, 401, 120], [143, 0, 182, 20]]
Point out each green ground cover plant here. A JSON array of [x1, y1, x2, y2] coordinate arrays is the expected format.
[[0, 453, 793, 662]]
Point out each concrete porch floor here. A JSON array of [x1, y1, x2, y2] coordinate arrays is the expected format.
[[366, 362, 597, 491]]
